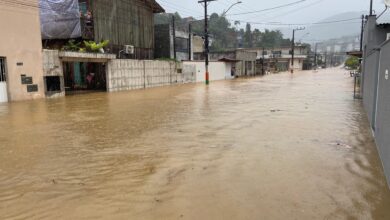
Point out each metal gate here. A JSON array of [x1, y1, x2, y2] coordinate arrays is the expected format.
[[0, 57, 8, 103]]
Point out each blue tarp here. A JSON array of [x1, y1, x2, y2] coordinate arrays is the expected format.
[[40, 0, 81, 39]]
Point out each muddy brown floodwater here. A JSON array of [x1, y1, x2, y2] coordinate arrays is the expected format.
[[1, 68, 390, 219]]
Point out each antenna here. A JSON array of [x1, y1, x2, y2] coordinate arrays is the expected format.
[[385, 0, 390, 7]]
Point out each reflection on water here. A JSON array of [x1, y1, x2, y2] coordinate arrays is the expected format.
[[0, 68, 389, 219]]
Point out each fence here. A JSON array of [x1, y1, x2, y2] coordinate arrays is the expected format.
[[107, 60, 196, 92]]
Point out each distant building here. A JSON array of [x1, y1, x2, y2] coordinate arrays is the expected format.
[[239, 45, 309, 73], [193, 50, 257, 77], [154, 23, 192, 61], [0, 0, 45, 102]]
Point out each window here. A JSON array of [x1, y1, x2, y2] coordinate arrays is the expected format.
[[272, 51, 282, 58], [0, 57, 6, 82]]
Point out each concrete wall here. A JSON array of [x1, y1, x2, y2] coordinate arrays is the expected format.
[[42, 50, 65, 98], [362, 50, 380, 127], [289, 58, 305, 70], [0, 1, 45, 101], [183, 61, 232, 83], [362, 31, 390, 187], [375, 40, 390, 186], [107, 60, 195, 92]]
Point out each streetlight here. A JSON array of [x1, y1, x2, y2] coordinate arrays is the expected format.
[[221, 1, 243, 17]]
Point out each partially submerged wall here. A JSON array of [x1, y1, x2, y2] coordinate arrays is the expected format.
[[107, 60, 196, 92], [362, 36, 390, 187], [183, 61, 232, 83], [368, 41, 390, 186], [362, 50, 380, 127], [42, 50, 65, 98]]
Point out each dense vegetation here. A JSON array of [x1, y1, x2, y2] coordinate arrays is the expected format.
[[155, 13, 292, 52]]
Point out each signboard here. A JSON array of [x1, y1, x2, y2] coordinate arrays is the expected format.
[[21, 76, 33, 85], [27, 85, 39, 93]]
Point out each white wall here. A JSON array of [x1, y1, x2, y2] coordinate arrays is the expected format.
[[107, 60, 196, 92], [289, 58, 304, 70], [183, 61, 232, 83], [0, 82, 8, 103]]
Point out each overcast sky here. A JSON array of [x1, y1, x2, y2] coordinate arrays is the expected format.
[[156, 0, 388, 30]]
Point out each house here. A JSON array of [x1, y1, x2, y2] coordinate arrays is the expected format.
[[239, 45, 309, 73], [194, 50, 257, 77], [39, 0, 164, 96], [0, 0, 45, 102], [41, 0, 165, 59]]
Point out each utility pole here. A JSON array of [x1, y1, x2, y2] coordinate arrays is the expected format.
[[314, 43, 318, 70], [291, 27, 305, 73], [198, 0, 217, 85], [172, 15, 176, 60], [370, 0, 373, 16], [325, 52, 328, 69], [360, 15, 365, 52], [188, 23, 192, 60], [262, 47, 265, 75]]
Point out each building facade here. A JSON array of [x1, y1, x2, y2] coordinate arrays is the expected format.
[[0, 0, 45, 102], [239, 45, 309, 73], [41, 0, 164, 59], [194, 50, 257, 77]]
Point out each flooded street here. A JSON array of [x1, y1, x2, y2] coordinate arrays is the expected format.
[[0, 68, 390, 219]]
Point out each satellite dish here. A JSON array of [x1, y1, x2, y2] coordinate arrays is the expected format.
[[385, 0, 390, 7]]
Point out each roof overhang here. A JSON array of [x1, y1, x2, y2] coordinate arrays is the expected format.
[[346, 50, 363, 58], [148, 0, 165, 13], [59, 51, 116, 63], [218, 58, 240, 62]]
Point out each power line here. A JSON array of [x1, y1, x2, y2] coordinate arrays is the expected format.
[[226, 0, 308, 16], [227, 17, 361, 27]]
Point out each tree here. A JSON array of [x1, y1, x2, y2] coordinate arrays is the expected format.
[[345, 56, 359, 70], [157, 12, 293, 52]]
